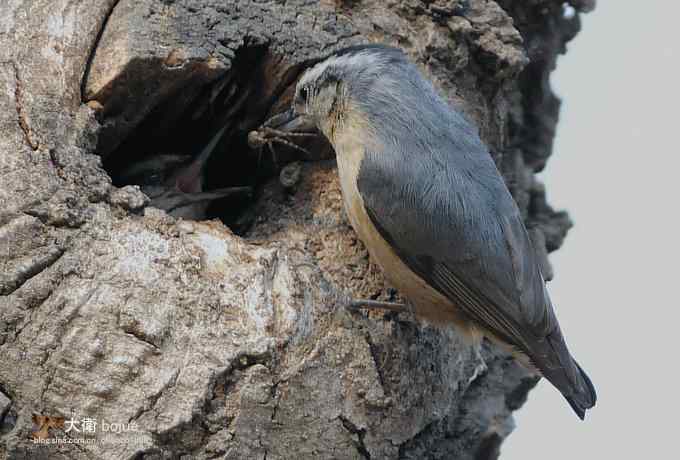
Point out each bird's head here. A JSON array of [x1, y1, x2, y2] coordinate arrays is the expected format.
[[272, 44, 416, 143]]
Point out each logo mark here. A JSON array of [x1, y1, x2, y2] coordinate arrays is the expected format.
[[32, 415, 65, 440]]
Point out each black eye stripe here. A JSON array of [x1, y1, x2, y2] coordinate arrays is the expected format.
[[298, 72, 340, 102]]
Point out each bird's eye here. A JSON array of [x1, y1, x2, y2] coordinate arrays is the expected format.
[[300, 86, 310, 102]]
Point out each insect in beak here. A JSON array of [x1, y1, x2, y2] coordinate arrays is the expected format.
[[247, 109, 318, 167]]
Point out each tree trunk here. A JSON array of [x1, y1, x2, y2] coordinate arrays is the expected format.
[[0, 1, 592, 459]]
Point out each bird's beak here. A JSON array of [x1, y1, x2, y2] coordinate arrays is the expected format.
[[153, 186, 252, 213], [265, 108, 316, 133]]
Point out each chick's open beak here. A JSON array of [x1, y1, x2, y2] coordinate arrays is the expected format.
[[265, 108, 316, 133]]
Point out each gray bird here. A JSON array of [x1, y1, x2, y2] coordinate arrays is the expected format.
[[119, 124, 251, 220], [272, 44, 596, 418]]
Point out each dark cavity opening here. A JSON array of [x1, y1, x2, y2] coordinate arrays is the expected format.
[[102, 44, 322, 235]]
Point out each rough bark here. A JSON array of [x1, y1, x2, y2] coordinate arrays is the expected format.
[[0, 1, 591, 459]]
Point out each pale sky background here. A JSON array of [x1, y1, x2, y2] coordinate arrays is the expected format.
[[504, 1, 679, 458]]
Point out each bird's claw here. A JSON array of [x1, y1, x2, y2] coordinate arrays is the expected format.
[[346, 299, 410, 314]]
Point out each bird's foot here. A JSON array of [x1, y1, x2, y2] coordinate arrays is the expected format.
[[467, 345, 488, 384], [346, 299, 409, 314]]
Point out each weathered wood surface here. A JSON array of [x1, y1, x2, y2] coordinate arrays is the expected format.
[[0, 1, 590, 458]]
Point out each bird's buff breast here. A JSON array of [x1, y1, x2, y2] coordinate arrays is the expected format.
[[330, 124, 468, 327]]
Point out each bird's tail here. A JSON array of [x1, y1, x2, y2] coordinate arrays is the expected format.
[[532, 328, 597, 420], [563, 360, 597, 419]]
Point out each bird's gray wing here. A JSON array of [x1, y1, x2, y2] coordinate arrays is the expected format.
[[356, 146, 560, 357], [357, 143, 597, 417]]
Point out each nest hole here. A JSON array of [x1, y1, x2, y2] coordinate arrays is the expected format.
[[102, 44, 327, 234]]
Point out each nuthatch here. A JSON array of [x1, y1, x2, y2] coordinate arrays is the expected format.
[[272, 44, 596, 418], [119, 124, 251, 220]]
